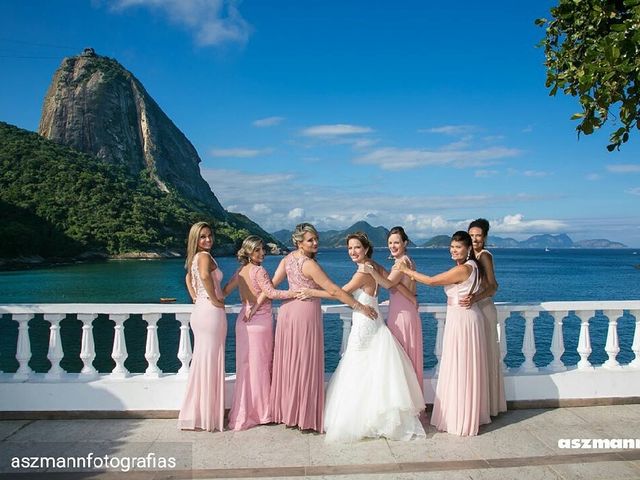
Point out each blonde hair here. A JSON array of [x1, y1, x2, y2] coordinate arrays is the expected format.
[[291, 222, 319, 247], [237, 235, 264, 265], [185, 221, 213, 270]]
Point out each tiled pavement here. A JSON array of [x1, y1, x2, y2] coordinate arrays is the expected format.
[[1, 405, 640, 479]]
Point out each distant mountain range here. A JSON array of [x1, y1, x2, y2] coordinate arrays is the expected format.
[[272, 223, 627, 249]]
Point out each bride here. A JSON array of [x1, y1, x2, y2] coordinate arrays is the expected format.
[[302, 232, 425, 443]]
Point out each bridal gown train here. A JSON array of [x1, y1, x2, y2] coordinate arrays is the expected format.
[[323, 288, 425, 443]]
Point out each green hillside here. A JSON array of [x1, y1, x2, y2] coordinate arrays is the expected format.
[[0, 122, 266, 260]]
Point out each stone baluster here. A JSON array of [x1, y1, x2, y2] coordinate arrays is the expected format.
[[77, 314, 98, 379], [629, 310, 640, 368], [520, 311, 538, 373], [603, 309, 623, 369], [339, 312, 352, 356], [109, 314, 129, 378], [143, 313, 162, 378], [176, 313, 192, 378], [434, 311, 446, 375], [576, 310, 594, 370], [497, 310, 509, 373], [44, 314, 66, 380], [548, 311, 567, 372], [13, 314, 34, 380]]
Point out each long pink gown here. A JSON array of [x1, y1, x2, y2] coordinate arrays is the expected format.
[[387, 255, 424, 397], [228, 265, 291, 431], [431, 259, 490, 436], [477, 250, 507, 416], [270, 252, 324, 431], [178, 252, 227, 432]]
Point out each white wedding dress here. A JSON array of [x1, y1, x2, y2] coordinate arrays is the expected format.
[[323, 288, 426, 443]]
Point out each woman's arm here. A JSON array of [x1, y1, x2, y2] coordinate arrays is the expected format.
[[197, 254, 225, 307], [185, 272, 196, 302], [271, 258, 287, 287], [303, 260, 377, 319], [365, 263, 416, 305], [254, 266, 297, 299], [301, 271, 368, 299], [222, 269, 240, 298], [395, 262, 471, 287], [460, 253, 498, 307]]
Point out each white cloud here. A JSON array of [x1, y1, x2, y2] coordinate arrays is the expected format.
[[288, 208, 305, 220], [109, 0, 251, 47], [626, 187, 640, 196], [209, 147, 272, 158], [354, 146, 520, 170], [252, 203, 272, 214], [492, 214, 566, 234], [606, 164, 640, 173], [419, 125, 476, 135], [301, 124, 373, 137], [523, 170, 551, 177], [253, 116, 284, 127], [586, 173, 601, 181], [475, 170, 499, 178]]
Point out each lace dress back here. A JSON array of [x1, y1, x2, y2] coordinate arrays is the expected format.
[[191, 252, 223, 300], [284, 253, 320, 290]]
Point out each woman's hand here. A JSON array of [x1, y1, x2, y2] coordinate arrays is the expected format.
[[363, 262, 375, 275], [459, 294, 475, 309], [210, 296, 225, 308], [393, 261, 409, 274], [296, 289, 313, 301], [355, 302, 378, 320], [245, 302, 258, 321]]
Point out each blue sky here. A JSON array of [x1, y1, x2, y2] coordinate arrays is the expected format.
[[1, 0, 639, 245]]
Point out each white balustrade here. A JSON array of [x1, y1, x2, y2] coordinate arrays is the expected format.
[[603, 309, 623, 369], [520, 311, 538, 373], [110, 314, 130, 379], [497, 309, 509, 373], [433, 311, 446, 374], [576, 310, 594, 370], [44, 314, 66, 380], [339, 313, 352, 356], [631, 310, 640, 369], [143, 313, 162, 378], [548, 311, 567, 372], [13, 314, 33, 380], [78, 313, 98, 378], [176, 313, 192, 378]]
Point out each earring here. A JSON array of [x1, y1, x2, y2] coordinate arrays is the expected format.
[[466, 250, 471, 261]]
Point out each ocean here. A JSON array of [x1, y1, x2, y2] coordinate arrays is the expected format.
[[1, 248, 639, 373]]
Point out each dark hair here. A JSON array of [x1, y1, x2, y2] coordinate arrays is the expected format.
[[387, 226, 409, 243], [451, 230, 485, 281], [346, 232, 373, 258], [468, 218, 490, 237]]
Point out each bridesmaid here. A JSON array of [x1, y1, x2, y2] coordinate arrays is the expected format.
[[384, 226, 424, 396], [462, 218, 507, 416], [270, 222, 377, 432], [178, 221, 227, 432], [396, 231, 490, 436], [222, 236, 298, 431]]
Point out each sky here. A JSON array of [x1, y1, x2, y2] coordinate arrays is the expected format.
[[1, 0, 639, 246]]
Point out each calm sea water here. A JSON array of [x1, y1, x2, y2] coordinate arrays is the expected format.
[[1, 248, 639, 373]]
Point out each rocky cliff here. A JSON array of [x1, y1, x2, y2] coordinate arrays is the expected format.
[[38, 48, 225, 216]]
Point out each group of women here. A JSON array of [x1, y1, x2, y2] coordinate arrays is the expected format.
[[177, 219, 506, 441]]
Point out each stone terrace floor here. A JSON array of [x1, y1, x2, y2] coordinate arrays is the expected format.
[[1, 404, 640, 479]]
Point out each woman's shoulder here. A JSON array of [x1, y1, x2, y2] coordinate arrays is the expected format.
[[478, 249, 493, 259]]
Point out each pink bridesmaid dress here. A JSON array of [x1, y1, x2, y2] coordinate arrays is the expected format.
[[178, 252, 227, 432], [228, 265, 291, 431], [387, 255, 424, 397], [270, 252, 324, 431], [431, 259, 490, 436]]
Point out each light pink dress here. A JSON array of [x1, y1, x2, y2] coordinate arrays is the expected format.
[[178, 252, 227, 432], [477, 250, 507, 417], [228, 265, 291, 431], [431, 259, 490, 436], [387, 255, 424, 397], [270, 252, 324, 431]]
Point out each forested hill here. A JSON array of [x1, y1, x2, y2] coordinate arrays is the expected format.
[[0, 122, 275, 262]]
